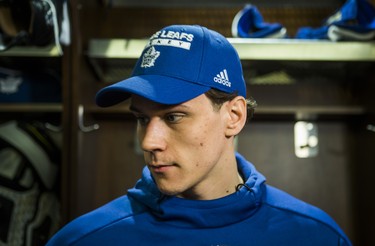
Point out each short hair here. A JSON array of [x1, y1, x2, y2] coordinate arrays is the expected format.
[[204, 88, 257, 121]]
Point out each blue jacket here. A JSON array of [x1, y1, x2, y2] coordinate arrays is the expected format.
[[47, 153, 351, 245]]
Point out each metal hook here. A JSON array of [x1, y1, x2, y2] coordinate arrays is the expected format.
[[44, 122, 63, 132], [78, 104, 99, 132]]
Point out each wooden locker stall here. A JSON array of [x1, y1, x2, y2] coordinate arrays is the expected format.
[[62, 1, 375, 245]]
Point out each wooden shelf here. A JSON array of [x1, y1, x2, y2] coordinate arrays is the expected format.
[[107, 0, 339, 8], [0, 103, 63, 113], [229, 38, 375, 61], [0, 45, 62, 57], [88, 38, 375, 61]]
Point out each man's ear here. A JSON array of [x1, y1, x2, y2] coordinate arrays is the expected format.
[[224, 96, 247, 137]]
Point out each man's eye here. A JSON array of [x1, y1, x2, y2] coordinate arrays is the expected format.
[[165, 114, 184, 123]]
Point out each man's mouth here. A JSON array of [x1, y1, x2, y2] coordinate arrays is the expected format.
[[149, 163, 176, 173]]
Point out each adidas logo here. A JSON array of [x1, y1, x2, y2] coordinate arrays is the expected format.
[[213, 69, 231, 88]]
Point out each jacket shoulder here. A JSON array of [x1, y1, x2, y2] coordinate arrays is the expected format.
[[46, 195, 144, 245], [263, 185, 351, 245]]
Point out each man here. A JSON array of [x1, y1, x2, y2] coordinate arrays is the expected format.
[[47, 25, 351, 245]]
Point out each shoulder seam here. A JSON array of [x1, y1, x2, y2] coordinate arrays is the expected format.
[[261, 201, 348, 243]]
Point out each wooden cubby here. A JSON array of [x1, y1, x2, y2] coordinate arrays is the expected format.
[[2, 0, 372, 244]]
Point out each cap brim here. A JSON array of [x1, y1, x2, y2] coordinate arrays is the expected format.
[[96, 75, 211, 107]]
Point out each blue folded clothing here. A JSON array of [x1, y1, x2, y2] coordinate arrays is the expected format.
[[328, 24, 375, 41], [296, 0, 375, 41], [232, 4, 287, 38], [0, 67, 61, 103]]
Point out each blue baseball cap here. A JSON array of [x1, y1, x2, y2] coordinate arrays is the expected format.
[[232, 4, 287, 39], [296, 0, 375, 40], [96, 25, 246, 107]]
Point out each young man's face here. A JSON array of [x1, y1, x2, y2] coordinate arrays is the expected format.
[[130, 94, 237, 200]]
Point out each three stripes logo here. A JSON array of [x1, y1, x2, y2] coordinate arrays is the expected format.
[[213, 69, 231, 88]]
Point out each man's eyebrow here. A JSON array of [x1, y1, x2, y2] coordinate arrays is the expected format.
[[129, 103, 190, 113]]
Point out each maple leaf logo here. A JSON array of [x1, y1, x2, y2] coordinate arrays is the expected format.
[[141, 46, 160, 68], [0, 76, 22, 94]]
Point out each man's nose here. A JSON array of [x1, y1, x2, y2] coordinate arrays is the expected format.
[[140, 118, 167, 153]]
